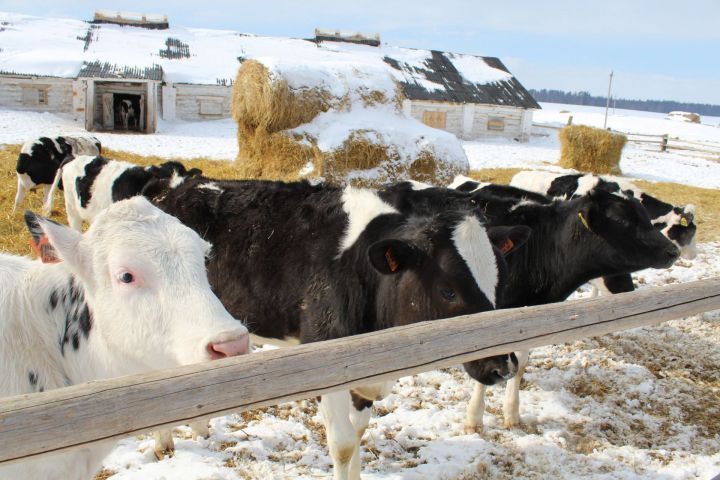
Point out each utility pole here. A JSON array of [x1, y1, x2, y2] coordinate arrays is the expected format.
[[603, 70, 614, 129]]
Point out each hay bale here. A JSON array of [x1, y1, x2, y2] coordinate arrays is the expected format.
[[558, 125, 626, 175], [235, 130, 320, 181], [232, 60, 335, 136]]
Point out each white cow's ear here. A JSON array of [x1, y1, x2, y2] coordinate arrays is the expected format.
[[24, 211, 89, 274]]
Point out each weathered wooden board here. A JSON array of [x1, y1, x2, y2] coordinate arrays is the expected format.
[[1, 277, 719, 464]]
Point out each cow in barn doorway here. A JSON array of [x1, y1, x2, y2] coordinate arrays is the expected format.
[[0, 197, 249, 480], [119, 99, 136, 130]]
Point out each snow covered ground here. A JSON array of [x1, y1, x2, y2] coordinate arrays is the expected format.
[[465, 103, 720, 189], [0, 105, 719, 479]]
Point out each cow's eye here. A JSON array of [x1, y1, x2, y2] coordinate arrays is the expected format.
[[116, 271, 135, 284], [440, 288, 457, 301]]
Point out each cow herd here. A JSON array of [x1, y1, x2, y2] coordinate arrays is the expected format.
[[0, 135, 698, 480]]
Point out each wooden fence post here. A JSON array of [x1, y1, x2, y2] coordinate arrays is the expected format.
[[661, 134, 669, 152]]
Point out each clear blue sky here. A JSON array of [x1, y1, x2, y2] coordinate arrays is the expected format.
[[2, 0, 718, 104]]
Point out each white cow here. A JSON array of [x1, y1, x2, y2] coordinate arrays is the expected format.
[[0, 196, 249, 480]]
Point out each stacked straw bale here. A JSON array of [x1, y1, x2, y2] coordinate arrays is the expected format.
[[558, 125, 626, 175], [231, 60, 467, 186]]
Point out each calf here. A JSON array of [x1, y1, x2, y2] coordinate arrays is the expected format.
[[55, 156, 201, 230], [512, 171, 697, 295], [0, 196, 249, 480], [510, 171, 698, 261], [142, 176, 527, 480], [14, 135, 101, 215], [397, 180, 680, 432], [119, 99, 136, 129]]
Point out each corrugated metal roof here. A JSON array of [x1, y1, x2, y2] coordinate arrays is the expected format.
[[78, 61, 163, 80], [384, 51, 540, 109]]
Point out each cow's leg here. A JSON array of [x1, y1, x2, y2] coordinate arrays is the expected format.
[[12, 175, 27, 213], [190, 420, 210, 440], [320, 391, 357, 480], [349, 393, 373, 480], [41, 185, 53, 216], [503, 349, 530, 428], [465, 382, 486, 434], [153, 429, 175, 459], [64, 195, 83, 232]]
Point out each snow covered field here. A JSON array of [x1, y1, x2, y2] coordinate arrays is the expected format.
[[0, 105, 719, 479]]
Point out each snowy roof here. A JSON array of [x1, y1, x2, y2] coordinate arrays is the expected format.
[[78, 61, 163, 80], [93, 10, 169, 29], [0, 11, 539, 108]]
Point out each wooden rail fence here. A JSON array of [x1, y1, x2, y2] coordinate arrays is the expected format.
[[1, 278, 720, 465]]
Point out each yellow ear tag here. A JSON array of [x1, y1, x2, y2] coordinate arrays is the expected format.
[[680, 217, 689, 227], [578, 212, 590, 231]]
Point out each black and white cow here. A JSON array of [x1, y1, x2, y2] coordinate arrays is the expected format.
[[388, 179, 680, 433], [510, 171, 698, 259], [119, 99, 136, 130], [56, 155, 201, 230], [142, 176, 528, 480], [14, 135, 101, 215], [0, 197, 249, 480]]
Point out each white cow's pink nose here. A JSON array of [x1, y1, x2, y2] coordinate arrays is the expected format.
[[208, 333, 249, 359]]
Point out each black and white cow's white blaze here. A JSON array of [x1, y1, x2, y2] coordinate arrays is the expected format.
[[14, 135, 101, 215], [144, 176, 522, 480], [58, 155, 201, 231], [0, 197, 249, 480]]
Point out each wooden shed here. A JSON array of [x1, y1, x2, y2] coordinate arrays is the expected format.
[[78, 61, 160, 133], [384, 52, 540, 142]]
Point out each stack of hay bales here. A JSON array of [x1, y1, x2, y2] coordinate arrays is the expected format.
[[558, 125, 626, 175], [232, 59, 468, 186]]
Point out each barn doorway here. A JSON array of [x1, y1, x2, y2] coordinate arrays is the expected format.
[[90, 80, 156, 133], [113, 93, 142, 131], [100, 91, 145, 132]]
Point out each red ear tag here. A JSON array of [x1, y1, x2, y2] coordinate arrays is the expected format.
[[385, 247, 399, 273], [499, 238, 514, 255], [29, 236, 60, 264]]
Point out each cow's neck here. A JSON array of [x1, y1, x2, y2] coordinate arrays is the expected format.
[[500, 202, 625, 307]]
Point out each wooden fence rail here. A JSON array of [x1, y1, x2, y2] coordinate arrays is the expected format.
[[1, 278, 720, 465]]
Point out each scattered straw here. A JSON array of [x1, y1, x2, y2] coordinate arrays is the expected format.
[[559, 125, 626, 174]]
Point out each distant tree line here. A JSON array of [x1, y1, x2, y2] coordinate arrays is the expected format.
[[529, 89, 720, 117]]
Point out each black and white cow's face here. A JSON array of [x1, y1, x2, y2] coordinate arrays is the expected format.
[[463, 352, 519, 385], [655, 205, 698, 260], [585, 189, 680, 269], [368, 214, 530, 329]]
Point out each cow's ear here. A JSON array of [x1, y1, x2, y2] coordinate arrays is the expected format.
[[486, 225, 531, 256], [24, 211, 87, 270], [368, 239, 418, 275], [141, 178, 171, 203]]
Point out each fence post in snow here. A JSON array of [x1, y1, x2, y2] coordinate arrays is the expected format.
[[566, 115, 573, 126], [661, 134, 669, 152]]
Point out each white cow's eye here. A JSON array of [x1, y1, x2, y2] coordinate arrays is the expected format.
[[117, 271, 135, 284]]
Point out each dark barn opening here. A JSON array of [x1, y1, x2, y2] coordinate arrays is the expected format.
[[113, 93, 141, 131]]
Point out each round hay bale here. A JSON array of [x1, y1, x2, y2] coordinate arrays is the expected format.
[[558, 125, 626, 175], [232, 60, 334, 136], [235, 129, 320, 181]]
